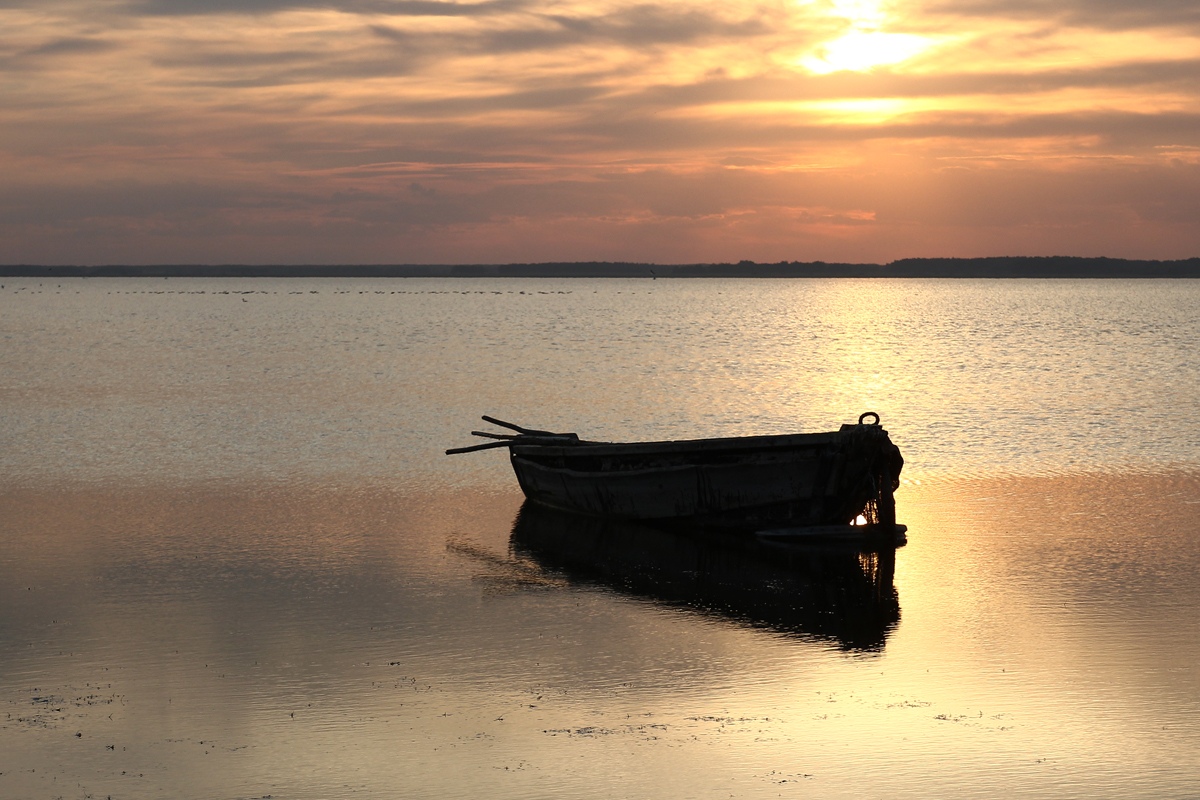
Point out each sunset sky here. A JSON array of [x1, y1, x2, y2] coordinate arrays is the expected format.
[[3, 0, 1199, 264]]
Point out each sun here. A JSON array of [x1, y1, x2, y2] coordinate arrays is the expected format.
[[799, 0, 934, 74], [803, 30, 931, 73]]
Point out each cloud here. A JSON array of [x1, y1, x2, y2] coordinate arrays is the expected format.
[[22, 37, 118, 57], [0, 36, 120, 72], [131, 0, 523, 16], [369, 4, 776, 56], [0, 178, 268, 224], [534, 5, 772, 48], [349, 84, 608, 118], [2, 0, 1199, 262], [925, 0, 1200, 31], [120, 4, 781, 89], [616, 59, 1200, 114], [5, 157, 1198, 264], [149, 44, 427, 86]]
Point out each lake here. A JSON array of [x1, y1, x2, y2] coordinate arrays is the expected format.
[[2, 277, 1199, 799]]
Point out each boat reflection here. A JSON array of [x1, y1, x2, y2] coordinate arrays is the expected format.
[[509, 502, 901, 650]]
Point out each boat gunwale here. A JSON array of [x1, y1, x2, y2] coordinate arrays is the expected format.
[[509, 429, 872, 459], [512, 454, 790, 481]]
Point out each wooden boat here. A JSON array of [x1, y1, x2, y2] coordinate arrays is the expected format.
[[447, 412, 904, 534]]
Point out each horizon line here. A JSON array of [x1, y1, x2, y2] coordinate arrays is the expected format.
[[4, 256, 1200, 279]]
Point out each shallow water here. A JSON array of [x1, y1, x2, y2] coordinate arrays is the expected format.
[[2, 278, 1199, 799]]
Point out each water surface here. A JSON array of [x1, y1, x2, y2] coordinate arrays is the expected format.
[[2, 278, 1198, 798]]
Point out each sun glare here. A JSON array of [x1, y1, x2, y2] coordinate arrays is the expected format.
[[803, 30, 931, 73], [799, 0, 933, 73], [823, 0, 887, 27]]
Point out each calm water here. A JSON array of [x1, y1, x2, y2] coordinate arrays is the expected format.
[[2, 278, 1199, 799]]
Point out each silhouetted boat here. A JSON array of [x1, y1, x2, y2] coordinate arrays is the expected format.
[[449, 412, 904, 537], [509, 502, 901, 649]]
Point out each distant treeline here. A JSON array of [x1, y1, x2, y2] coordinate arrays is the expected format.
[[4, 257, 1200, 278]]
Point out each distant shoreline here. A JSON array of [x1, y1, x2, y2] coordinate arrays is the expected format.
[[4, 257, 1200, 279]]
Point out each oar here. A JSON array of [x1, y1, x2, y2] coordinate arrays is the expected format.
[[446, 440, 517, 455], [471, 431, 517, 440], [481, 415, 562, 437], [445, 433, 579, 456]]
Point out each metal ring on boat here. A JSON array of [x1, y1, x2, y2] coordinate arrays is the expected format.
[[858, 412, 880, 425]]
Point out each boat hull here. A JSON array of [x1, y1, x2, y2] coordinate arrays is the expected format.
[[509, 423, 902, 528]]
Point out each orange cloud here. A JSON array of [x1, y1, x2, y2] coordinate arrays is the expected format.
[[1, 0, 1198, 262]]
